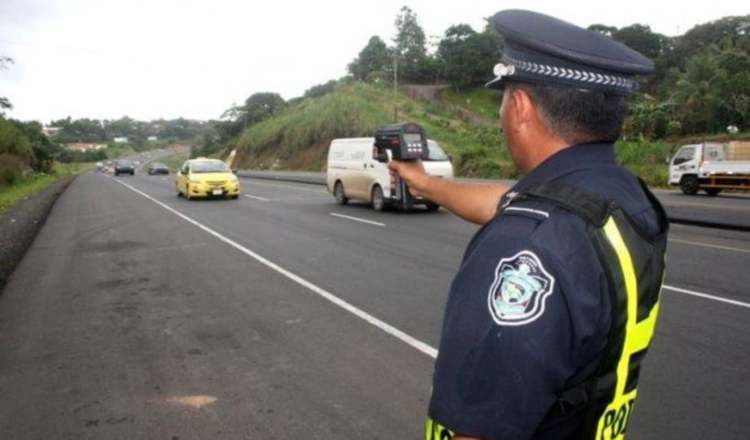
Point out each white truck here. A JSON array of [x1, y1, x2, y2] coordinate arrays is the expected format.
[[669, 141, 750, 195]]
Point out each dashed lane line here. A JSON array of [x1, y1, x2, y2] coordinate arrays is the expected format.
[[330, 212, 386, 227], [109, 177, 437, 359], [245, 194, 271, 202], [107, 176, 748, 367], [243, 179, 327, 194], [662, 285, 750, 309], [668, 238, 750, 254]]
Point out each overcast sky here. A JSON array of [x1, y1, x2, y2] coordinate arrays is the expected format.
[[1, 0, 747, 123]]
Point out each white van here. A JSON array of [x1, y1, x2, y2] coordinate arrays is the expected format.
[[326, 137, 454, 211]]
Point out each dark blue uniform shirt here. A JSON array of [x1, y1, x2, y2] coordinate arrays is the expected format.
[[428, 143, 660, 440]]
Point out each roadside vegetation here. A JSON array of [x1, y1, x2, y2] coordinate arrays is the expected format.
[[0, 162, 89, 214], [161, 151, 190, 172]]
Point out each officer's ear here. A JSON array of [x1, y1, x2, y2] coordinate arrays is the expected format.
[[506, 86, 536, 129]]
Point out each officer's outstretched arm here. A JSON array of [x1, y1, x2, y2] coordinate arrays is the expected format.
[[388, 160, 508, 225]]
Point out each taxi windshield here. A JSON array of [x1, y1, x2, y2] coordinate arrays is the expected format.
[[192, 162, 229, 173]]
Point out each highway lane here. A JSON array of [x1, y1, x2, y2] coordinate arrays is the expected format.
[[0, 172, 433, 439], [1, 169, 748, 439], [655, 190, 750, 228], [121, 172, 750, 438], [238, 170, 750, 229]]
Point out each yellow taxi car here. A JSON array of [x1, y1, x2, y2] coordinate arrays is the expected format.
[[176, 158, 240, 200]]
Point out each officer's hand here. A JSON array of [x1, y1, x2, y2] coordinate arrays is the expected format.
[[388, 160, 429, 197]]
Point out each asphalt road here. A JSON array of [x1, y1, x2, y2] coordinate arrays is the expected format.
[[0, 168, 748, 439], [653, 189, 750, 228], [238, 169, 750, 230]]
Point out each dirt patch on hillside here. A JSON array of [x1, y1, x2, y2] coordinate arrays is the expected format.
[[232, 143, 329, 172]]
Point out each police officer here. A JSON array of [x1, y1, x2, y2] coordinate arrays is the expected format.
[[388, 10, 669, 440]]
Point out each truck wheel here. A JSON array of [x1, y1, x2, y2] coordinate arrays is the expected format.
[[425, 202, 440, 212], [371, 185, 386, 212], [680, 175, 699, 195], [334, 181, 348, 205], [705, 188, 722, 196]]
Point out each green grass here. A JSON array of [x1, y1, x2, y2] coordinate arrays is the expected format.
[[161, 152, 190, 172], [0, 162, 90, 214], [105, 144, 137, 159]]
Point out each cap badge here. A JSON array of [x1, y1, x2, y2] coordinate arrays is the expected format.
[[492, 63, 516, 79]]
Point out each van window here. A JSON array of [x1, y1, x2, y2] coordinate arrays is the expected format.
[[673, 147, 695, 165], [426, 141, 449, 161]]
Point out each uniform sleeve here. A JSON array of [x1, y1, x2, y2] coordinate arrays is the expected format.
[[428, 215, 593, 440]]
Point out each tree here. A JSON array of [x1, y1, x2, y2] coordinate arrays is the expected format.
[[437, 24, 501, 89], [241, 92, 286, 126], [348, 36, 391, 81], [588, 24, 618, 37], [0, 57, 14, 113], [393, 6, 428, 82], [304, 80, 339, 99], [612, 24, 667, 61], [672, 52, 725, 134]]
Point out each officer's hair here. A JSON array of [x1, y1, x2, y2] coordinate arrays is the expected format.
[[507, 82, 628, 144]]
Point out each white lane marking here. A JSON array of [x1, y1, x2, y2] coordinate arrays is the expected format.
[[244, 179, 327, 194], [663, 285, 750, 309], [245, 194, 270, 202], [668, 238, 750, 254], [330, 212, 386, 227], [109, 177, 436, 358]]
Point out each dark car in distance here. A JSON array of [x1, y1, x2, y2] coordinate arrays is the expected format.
[[147, 162, 170, 175], [114, 160, 135, 176]]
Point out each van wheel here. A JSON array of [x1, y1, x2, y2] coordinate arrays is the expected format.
[[705, 188, 722, 196], [371, 185, 386, 212], [680, 175, 699, 195], [425, 202, 440, 212], [334, 181, 348, 205]]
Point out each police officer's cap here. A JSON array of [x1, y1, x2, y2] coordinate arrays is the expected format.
[[486, 10, 654, 95]]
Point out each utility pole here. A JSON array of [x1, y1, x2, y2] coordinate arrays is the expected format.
[[393, 55, 398, 123]]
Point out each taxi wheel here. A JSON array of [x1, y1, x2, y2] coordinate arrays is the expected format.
[[334, 181, 348, 205]]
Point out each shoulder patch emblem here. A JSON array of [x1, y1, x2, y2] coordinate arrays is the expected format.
[[487, 250, 555, 326]]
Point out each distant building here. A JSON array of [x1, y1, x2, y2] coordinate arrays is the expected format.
[[147, 136, 158, 142], [42, 126, 62, 137], [113, 137, 128, 144], [65, 143, 106, 152]]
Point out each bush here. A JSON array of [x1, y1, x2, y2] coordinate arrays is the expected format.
[[0, 168, 19, 185]]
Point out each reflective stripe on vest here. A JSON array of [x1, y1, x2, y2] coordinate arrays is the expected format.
[[425, 416, 454, 440], [594, 217, 660, 440]]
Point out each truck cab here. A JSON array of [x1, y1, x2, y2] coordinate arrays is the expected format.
[[669, 142, 750, 195]]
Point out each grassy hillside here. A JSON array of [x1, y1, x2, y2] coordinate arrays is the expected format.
[[233, 82, 515, 178], [231, 82, 745, 186]]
